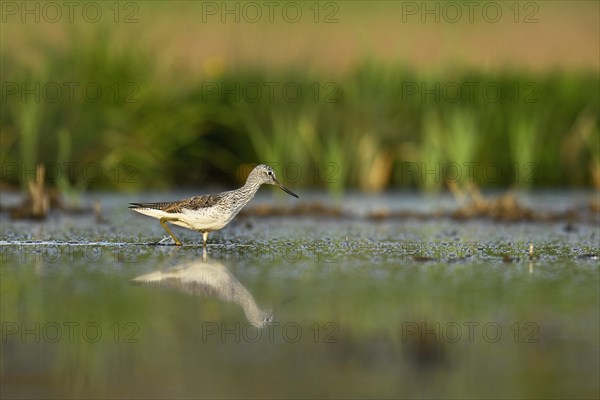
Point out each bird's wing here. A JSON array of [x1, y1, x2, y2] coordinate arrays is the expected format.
[[178, 194, 224, 210], [129, 194, 223, 213], [129, 201, 180, 212]]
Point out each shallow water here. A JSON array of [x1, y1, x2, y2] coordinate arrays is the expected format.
[[1, 191, 599, 398]]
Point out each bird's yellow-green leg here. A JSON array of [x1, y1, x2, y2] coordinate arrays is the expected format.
[[202, 232, 209, 248], [159, 217, 182, 246]]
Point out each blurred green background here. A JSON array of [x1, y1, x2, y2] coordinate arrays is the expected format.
[[1, 1, 598, 194]]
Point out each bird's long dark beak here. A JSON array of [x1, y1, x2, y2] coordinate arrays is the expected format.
[[274, 179, 299, 198]]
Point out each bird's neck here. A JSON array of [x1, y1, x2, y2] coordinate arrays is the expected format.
[[235, 177, 262, 209], [240, 176, 261, 197], [239, 296, 265, 328]]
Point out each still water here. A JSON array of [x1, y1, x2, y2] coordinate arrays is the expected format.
[[1, 192, 599, 398]]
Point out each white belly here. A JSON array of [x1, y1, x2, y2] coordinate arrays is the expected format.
[[179, 208, 229, 231], [132, 208, 230, 232]]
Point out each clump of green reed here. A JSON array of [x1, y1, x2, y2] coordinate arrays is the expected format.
[[415, 108, 479, 193], [1, 63, 47, 190]]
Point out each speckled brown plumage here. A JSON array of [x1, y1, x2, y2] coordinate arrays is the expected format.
[[129, 194, 224, 214]]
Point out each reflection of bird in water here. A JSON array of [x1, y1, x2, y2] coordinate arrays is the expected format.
[[131, 260, 273, 328]]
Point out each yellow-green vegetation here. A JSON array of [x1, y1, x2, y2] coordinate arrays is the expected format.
[[1, 24, 598, 193]]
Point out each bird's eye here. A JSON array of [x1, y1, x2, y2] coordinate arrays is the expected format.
[[268, 171, 273, 176]]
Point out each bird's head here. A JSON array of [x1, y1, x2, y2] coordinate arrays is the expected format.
[[251, 164, 299, 198]]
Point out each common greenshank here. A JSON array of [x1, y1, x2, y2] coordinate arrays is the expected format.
[[129, 164, 298, 246]]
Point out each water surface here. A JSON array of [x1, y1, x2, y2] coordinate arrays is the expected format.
[[1, 191, 598, 398]]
